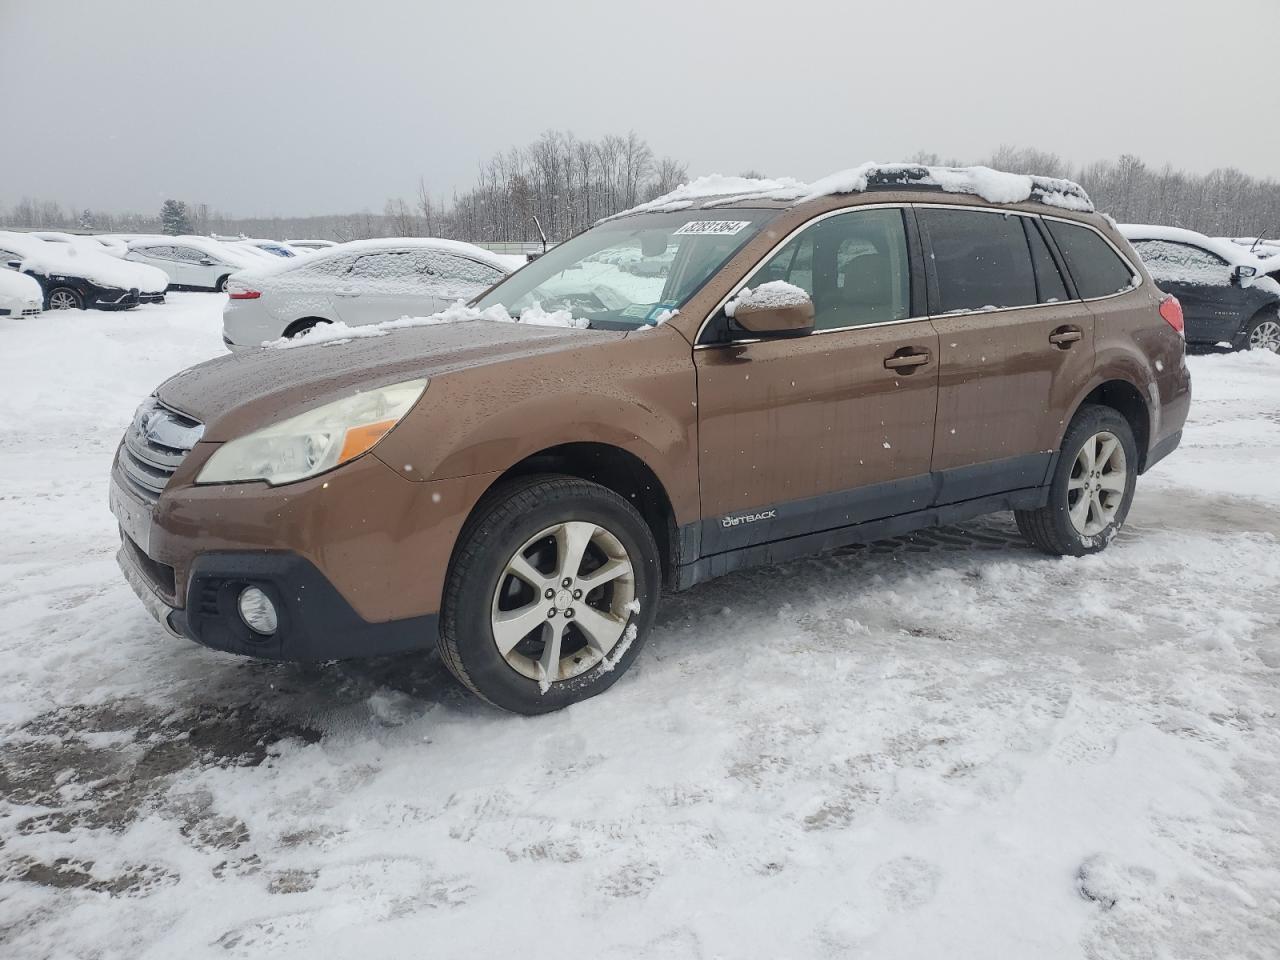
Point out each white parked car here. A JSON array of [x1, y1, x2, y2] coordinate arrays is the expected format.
[[221, 238, 518, 349], [29, 231, 170, 303], [125, 237, 261, 292], [0, 267, 43, 319]]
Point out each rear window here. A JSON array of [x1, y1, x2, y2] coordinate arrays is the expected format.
[[919, 208, 1037, 313], [1046, 221, 1136, 299]]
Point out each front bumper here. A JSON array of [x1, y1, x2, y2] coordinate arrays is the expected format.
[[93, 287, 140, 310], [109, 448, 500, 661], [117, 539, 437, 660]]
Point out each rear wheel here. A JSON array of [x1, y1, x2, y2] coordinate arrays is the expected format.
[[47, 287, 82, 310], [439, 475, 659, 715], [282, 318, 330, 340], [1245, 312, 1280, 353], [1016, 405, 1137, 556]]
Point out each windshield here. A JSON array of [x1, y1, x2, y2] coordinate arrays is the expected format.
[[473, 209, 777, 329]]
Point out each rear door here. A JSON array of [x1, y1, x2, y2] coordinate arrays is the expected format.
[[1126, 238, 1242, 344], [333, 250, 446, 325], [920, 206, 1094, 503], [695, 206, 939, 554]]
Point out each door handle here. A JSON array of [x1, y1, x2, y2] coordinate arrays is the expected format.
[[1049, 326, 1082, 348], [334, 287, 361, 297], [884, 349, 931, 371]]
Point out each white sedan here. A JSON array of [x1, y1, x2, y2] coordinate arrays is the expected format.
[[0, 268, 43, 319], [125, 237, 262, 292], [221, 238, 519, 349]]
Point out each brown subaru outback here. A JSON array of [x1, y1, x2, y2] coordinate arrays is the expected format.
[[111, 165, 1191, 714]]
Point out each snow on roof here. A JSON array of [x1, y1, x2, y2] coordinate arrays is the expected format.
[[605, 163, 1094, 223], [0, 231, 163, 292], [231, 236, 520, 285], [127, 235, 264, 270], [1118, 224, 1270, 267]]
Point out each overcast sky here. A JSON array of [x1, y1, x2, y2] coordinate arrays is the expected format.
[[3, 0, 1276, 217]]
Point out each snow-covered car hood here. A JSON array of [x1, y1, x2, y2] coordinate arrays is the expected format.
[[156, 317, 621, 442], [0, 268, 43, 307]]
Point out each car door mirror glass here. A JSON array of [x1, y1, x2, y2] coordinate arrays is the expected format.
[[1233, 264, 1257, 284], [5, 259, 20, 270]]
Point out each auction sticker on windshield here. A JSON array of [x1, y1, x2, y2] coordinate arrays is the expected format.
[[673, 220, 751, 236]]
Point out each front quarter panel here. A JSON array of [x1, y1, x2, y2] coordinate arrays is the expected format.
[[373, 323, 700, 524]]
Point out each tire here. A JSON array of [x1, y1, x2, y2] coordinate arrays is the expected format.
[[1243, 311, 1280, 353], [439, 474, 660, 715], [47, 287, 83, 310], [1015, 405, 1138, 557], [283, 318, 329, 340], [216, 275, 231, 293]]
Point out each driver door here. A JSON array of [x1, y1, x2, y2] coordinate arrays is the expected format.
[[695, 206, 939, 554]]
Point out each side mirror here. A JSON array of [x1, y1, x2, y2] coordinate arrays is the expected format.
[[200, 257, 216, 266], [728, 283, 815, 337], [5, 259, 20, 270], [1232, 264, 1258, 285]]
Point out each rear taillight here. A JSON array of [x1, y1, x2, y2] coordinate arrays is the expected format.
[[1158, 294, 1184, 336], [228, 288, 260, 300]]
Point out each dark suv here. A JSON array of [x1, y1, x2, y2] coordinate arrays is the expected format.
[[1121, 224, 1280, 353], [111, 164, 1191, 714]]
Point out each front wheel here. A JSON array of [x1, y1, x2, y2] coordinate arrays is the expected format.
[[439, 475, 660, 714], [47, 287, 83, 310], [216, 275, 231, 293], [1244, 312, 1280, 353], [1016, 405, 1138, 556]]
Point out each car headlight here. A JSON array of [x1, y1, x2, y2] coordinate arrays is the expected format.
[[196, 378, 427, 485]]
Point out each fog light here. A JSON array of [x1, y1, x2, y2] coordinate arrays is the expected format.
[[237, 586, 278, 635]]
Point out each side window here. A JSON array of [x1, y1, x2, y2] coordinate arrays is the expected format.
[[746, 208, 911, 330], [919, 208, 1037, 313], [138, 245, 174, 260], [1046, 221, 1136, 299], [350, 252, 422, 292], [1025, 220, 1069, 303], [412, 252, 505, 298], [171, 246, 208, 263], [1129, 239, 1230, 287]]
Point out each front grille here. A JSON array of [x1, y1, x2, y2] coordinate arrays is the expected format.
[[21, 307, 40, 317], [116, 398, 203, 503]]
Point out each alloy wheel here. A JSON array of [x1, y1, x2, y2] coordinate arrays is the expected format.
[[1067, 431, 1127, 536], [49, 290, 78, 310], [1249, 318, 1280, 353], [491, 520, 635, 684]]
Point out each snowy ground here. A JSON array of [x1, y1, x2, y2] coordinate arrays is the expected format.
[[1, 295, 1278, 959]]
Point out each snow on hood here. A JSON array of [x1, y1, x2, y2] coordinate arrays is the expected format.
[[266, 300, 587, 350], [0, 267, 43, 304], [0, 232, 160, 292], [606, 163, 1093, 222]]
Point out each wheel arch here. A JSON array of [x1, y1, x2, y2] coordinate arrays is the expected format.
[[281, 316, 332, 339], [462, 442, 683, 589], [1067, 377, 1152, 472]]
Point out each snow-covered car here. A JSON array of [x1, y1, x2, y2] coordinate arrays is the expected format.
[[124, 237, 261, 292], [29, 231, 170, 303], [1120, 224, 1280, 353], [0, 267, 43, 319], [0, 231, 145, 310], [285, 239, 338, 252], [221, 238, 516, 348]]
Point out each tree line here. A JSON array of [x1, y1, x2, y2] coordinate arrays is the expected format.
[[3, 138, 1279, 242]]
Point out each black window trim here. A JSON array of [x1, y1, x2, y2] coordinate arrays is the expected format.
[[694, 202, 926, 347], [693, 202, 1142, 348], [1038, 213, 1143, 304]]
